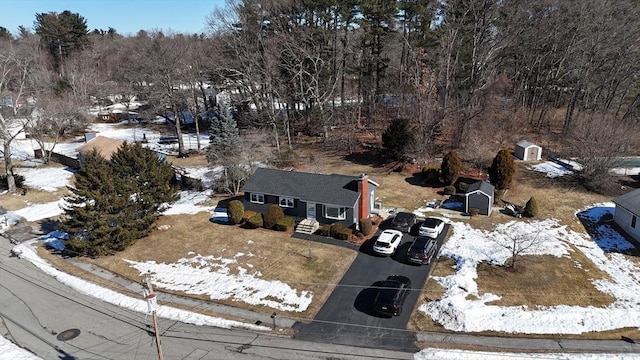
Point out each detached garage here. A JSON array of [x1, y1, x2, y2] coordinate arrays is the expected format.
[[515, 140, 542, 161], [465, 181, 495, 216]]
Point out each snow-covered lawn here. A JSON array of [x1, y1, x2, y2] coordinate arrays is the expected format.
[[421, 207, 640, 334], [126, 251, 313, 312]]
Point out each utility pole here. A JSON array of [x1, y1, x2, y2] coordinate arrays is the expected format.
[[143, 275, 164, 360]]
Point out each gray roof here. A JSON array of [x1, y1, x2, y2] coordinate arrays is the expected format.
[[613, 188, 640, 214], [517, 140, 540, 149], [241, 168, 375, 207], [466, 181, 494, 195]]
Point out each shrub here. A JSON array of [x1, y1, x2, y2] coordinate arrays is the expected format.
[[274, 216, 294, 231], [263, 204, 285, 229], [488, 148, 516, 190], [316, 224, 331, 236], [523, 197, 538, 217], [359, 218, 373, 236], [242, 210, 257, 222], [441, 151, 462, 186], [227, 200, 244, 224], [330, 223, 347, 238], [444, 185, 456, 195], [469, 207, 480, 216], [422, 167, 440, 184], [457, 182, 470, 193], [245, 212, 263, 229], [329, 223, 353, 240]]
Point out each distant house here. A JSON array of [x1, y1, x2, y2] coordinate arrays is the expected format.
[[76, 135, 125, 165], [241, 168, 379, 229], [612, 188, 640, 244], [465, 181, 495, 216], [514, 140, 542, 161]]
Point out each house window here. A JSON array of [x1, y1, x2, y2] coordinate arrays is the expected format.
[[250, 193, 264, 204], [279, 197, 294, 208], [632, 215, 637, 229], [324, 205, 346, 220]]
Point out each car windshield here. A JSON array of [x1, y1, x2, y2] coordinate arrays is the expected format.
[[422, 218, 442, 228], [375, 240, 390, 247]]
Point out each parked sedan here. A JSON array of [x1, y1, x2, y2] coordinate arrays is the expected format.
[[373, 275, 412, 317], [406, 236, 438, 265], [390, 212, 417, 233], [372, 229, 404, 256], [418, 217, 446, 238]]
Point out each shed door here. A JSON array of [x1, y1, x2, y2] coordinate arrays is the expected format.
[[306, 202, 316, 220]]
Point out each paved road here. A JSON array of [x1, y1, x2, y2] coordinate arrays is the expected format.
[[0, 238, 413, 360], [294, 224, 449, 352]]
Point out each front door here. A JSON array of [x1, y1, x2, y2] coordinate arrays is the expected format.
[[306, 202, 316, 219]]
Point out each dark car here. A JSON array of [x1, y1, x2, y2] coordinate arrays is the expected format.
[[390, 212, 417, 233], [373, 275, 412, 317], [406, 236, 438, 265]]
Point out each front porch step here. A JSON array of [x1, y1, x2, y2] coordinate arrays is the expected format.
[[295, 219, 319, 234]]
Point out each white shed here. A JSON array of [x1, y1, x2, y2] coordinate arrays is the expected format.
[[514, 140, 542, 161], [612, 188, 640, 244]]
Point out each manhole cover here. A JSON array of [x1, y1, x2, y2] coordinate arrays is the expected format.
[[56, 329, 81, 341]]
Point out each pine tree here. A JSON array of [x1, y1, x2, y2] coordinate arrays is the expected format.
[[207, 105, 242, 164], [34, 10, 89, 75], [208, 105, 248, 194], [61, 144, 178, 257], [488, 148, 516, 190], [441, 151, 462, 186], [60, 150, 123, 256], [382, 118, 414, 160]]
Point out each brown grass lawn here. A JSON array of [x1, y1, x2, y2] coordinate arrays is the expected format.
[[84, 212, 357, 320], [0, 188, 68, 211]]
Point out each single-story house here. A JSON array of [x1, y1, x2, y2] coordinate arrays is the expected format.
[[76, 135, 125, 164], [465, 181, 495, 216], [514, 140, 542, 161], [612, 188, 640, 244], [241, 168, 379, 229]]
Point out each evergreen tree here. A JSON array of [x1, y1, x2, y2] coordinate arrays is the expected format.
[[208, 105, 248, 194], [381, 118, 414, 160], [208, 105, 242, 163], [60, 150, 123, 256], [0, 27, 12, 41], [60, 144, 178, 257], [488, 148, 516, 190], [441, 151, 462, 186], [523, 197, 538, 218], [34, 10, 89, 75]]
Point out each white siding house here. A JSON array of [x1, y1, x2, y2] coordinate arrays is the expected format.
[[612, 188, 640, 244], [514, 140, 542, 161]]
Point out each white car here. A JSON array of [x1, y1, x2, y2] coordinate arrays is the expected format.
[[418, 217, 446, 238], [373, 229, 404, 256]]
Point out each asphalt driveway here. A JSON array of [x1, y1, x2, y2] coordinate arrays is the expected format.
[[293, 223, 449, 352]]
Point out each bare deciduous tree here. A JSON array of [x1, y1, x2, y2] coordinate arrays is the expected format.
[[494, 224, 544, 269]]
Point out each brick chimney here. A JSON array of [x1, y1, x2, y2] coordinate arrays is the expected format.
[[357, 173, 369, 220]]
